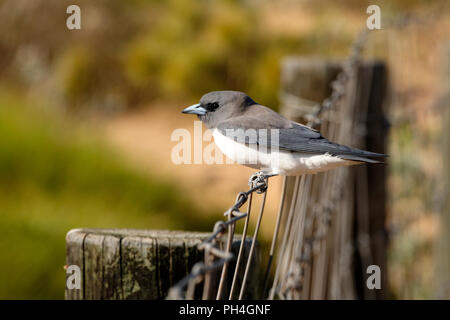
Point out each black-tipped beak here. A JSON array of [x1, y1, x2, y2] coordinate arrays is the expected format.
[[182, 104, 207, 115]]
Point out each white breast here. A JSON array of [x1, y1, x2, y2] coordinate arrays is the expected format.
[[212, 129, 357, 176]]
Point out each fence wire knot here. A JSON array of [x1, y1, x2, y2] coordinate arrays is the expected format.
[[248, 171, 268, 194]]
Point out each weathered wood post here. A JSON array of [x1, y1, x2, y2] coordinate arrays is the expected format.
[[278, 57, 389, 299], [65, 229, 259, 299]]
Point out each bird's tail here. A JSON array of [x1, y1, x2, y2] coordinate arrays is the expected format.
[[337, 149, 387, 164]]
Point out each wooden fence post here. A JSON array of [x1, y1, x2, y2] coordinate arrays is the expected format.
[[279, 57, 389, 299], [65, 228, 259, 300]]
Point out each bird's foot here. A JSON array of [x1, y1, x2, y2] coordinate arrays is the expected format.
[[248, 171, 268, 194]]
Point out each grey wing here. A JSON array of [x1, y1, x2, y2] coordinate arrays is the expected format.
[[278, 123, 386, 161], [217, 118, 387, 163]]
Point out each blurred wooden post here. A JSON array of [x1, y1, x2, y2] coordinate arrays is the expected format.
[[279, 58, 343, 244], [280, 57, 389, 299], [359, 60, 389, 300], [436, 45, 450, 299], [65, 229, 259, 300]]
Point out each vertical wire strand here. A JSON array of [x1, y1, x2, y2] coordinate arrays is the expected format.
[[216, 213, 235, 300], [262, 176, 288, 298], [269, 175, 301, 299], [238, 179, 269, 300], [216, 219, 234, 300], [201, 245, 213, 299], [282, 175, 308, 297], [229, 193, 253, 299]]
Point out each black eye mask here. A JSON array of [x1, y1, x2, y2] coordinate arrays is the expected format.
[[203, 102, 219, 112]]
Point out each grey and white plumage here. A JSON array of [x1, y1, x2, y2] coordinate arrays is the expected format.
[[182, 91, 386, 176]]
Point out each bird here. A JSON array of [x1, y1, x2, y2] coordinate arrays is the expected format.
[[182, 90, 386, 177]]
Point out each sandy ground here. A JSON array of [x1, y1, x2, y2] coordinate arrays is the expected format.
[[101, 102, 284, 237]]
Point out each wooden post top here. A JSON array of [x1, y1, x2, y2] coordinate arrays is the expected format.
[[66, 228, 258, 300]]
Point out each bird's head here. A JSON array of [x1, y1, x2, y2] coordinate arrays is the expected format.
[[182, 91, 256, 129]]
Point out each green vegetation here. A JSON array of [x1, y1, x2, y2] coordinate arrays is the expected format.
[[0, 92, 214, 299], [0, 0, 356, 113]]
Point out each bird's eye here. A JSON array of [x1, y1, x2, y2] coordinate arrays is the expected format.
[[205, 102, 219, 112]]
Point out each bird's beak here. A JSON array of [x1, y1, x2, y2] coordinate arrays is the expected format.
[[182, 104, 207, 115]]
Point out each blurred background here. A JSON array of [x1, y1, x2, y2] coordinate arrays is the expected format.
[[0, 0, 449, 299]]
